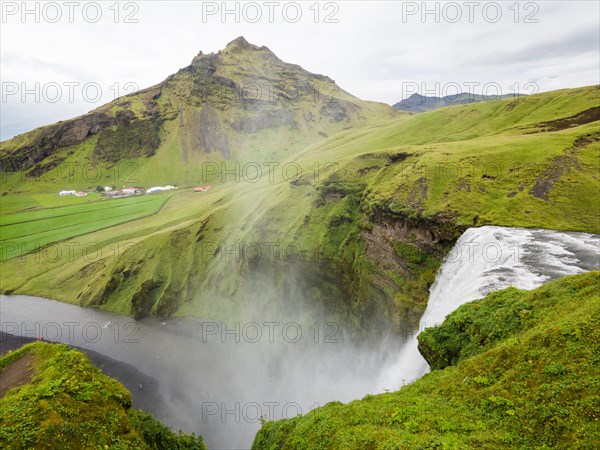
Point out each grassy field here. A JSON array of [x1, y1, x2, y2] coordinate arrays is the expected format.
[[0, 192, 105, 215], [0, 195, 169, 261], [0, 86, 597, 326]]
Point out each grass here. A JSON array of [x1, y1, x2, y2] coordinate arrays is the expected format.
[[0, 195, 168, 261], [252, 271, 600, 449], [0, 193, 105, 215], [0, 85, 597, 329], [0, 342, 206, 449]]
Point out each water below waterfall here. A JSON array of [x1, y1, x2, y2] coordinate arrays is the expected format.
[[1, 226, 598, 449]]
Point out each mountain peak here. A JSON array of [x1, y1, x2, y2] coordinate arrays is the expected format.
[[191, 37, 268, 65], [224, 36, 269, 54], [226, 36, 252, 48]]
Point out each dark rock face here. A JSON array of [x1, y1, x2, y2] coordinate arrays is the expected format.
[[93, 117, 163, 162], [359, 208, 463, 327], [55, 113, 108, 146], [231, 108, 297, 133], [1, 112, 115, 173], [131, 279, 163, 320], [530, 106, 600, 132], [198, 104, 230, 158], [320, 99, 357, 122], [360, 212, 454, 278]]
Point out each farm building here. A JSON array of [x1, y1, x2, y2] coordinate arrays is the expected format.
[[58, 190, 77, 196], [146, 185, 177, 194], [194, 185, 212, 192], [122, 187, 146, 195], [107, 187, 146, 198]]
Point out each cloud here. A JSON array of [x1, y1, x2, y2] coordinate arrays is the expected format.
[[1, 1, 599, 139], [479, 26, 600, 65]]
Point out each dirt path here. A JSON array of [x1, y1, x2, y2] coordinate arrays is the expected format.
[[0, 353, 34, 397]]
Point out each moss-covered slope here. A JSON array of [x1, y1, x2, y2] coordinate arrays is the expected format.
[[0, 37, 396, 193], [252, 271, 600, 449], [0, 342, 205, 449], [0, 85, 598, 335]]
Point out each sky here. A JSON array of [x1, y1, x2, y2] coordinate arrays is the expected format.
[[1, 0, 599, 140]]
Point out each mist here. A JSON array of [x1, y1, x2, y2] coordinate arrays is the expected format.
[[2, 226, 599, 448], [0, 263, 410, 449], [149, 264, 406, 449]]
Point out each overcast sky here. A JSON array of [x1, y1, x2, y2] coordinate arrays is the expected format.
[[1, 0, 599, 140]]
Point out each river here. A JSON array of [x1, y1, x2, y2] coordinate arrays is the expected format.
[[1, 226, 598, 449]]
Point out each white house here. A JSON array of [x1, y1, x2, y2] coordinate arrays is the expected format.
[[104, 186, 113, 192], [58, 190, 77, 196], [146, 185, 177, 194]]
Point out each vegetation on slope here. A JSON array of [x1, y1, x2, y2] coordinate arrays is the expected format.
[[252, 271, 600, 449], [0, 37, 395, 195], [0, 342, 205, 449], [0, 73, 598, 335]]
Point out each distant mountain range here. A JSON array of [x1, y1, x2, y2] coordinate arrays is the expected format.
[[393, 92, 525, 113]]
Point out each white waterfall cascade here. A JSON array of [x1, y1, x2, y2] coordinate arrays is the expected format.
[[376, 226, 600, 392]]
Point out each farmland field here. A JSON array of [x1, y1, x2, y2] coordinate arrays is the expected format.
[[0, 195, 169, 261], [0, 193, 104, 215]]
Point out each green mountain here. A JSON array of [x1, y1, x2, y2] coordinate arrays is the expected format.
[[0, 342, 205, 449], [252, 271, 600, 449], [0, 36, 396, 190], [0, 38, 598, 336]]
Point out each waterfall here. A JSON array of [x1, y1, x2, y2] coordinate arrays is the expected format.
[[376, 226, 600, 392], [1, 226, 598, 448]]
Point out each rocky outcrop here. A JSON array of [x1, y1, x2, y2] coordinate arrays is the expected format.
[[357, 207, 464, 328], [231, 108, 297, 133], [93, 116, 163, 162], [0, 111, 115, 173], [131, 279, 163, 320], [198, 104, 230, 158]]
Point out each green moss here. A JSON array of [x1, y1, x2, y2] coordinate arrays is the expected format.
[[0, 342, 205, 449]]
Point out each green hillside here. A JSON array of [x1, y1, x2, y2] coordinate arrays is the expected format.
[[252, 271, 600, 449], [1, 83, 598, 334], [0, 37, 396, 195], [0, 342, 205, 449]]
